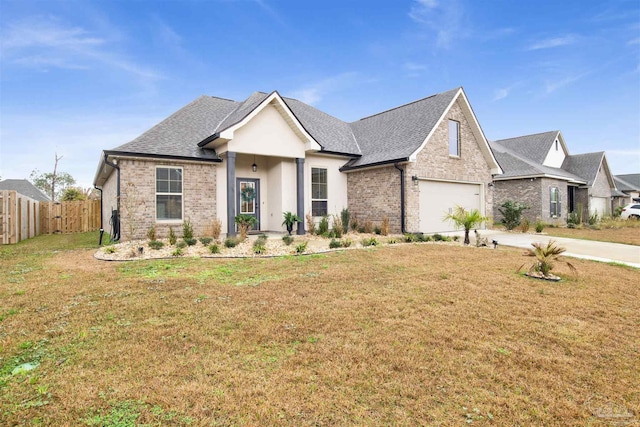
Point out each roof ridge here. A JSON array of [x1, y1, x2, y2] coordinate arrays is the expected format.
[[494, 130, 559, 143], [354, 87, 459, 122]]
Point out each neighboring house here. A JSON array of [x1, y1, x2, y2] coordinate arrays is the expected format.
[[490, 131, 618, 224], [614, 174, 640, 204], [0, 179, 51, 202], [94, 87, 501, 241]]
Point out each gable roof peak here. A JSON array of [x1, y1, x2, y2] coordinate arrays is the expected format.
[[354, 87, 461, 122]]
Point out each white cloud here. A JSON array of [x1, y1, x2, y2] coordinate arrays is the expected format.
[[492, 88, 510, 101], [408, 0, 465, 49], [527, 35, 577, 50], [544, 71, 589, 94], [289, 72, 360, 105], [628, 38, 640, 45], [1, 16, 162, 81]]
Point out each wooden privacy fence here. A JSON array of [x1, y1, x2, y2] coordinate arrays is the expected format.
[[0, 190, 40, 244], [0, 190, 101, 244], [40, 199, 101, 235]]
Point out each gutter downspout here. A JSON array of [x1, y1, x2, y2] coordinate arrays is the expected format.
[[104, 153, 120, 241], [93, 185, 104, 245], [394, 162, 406, 234]]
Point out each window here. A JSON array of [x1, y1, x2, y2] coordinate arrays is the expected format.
[[156, 167, 182, 220], [555, 140, 559, 151], [311, 167, 327, 216], [550, 187, 561, 217], [448, 120, 460, 156]]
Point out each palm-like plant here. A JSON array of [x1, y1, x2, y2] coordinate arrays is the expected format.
[[519, 240, 576, 279], [235, 214, 257, 240], [443, 206, 489, 245], [282, 211, 302, 235]]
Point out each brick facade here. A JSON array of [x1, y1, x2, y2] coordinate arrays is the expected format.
[[347, 166, 402, 233], [405, 100, 493, 231], [347, 99, 494, 233], [113, 158, 217, 241], [493, 178, 569, 225]]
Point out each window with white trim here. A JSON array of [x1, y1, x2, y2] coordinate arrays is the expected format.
[[156, 167, 183, 220], [550, 187, 561, 217], [311, 167, 328, 216], [448, 120, 460, 156]]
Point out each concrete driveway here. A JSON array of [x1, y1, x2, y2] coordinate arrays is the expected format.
[[448, 229, 640, 269]]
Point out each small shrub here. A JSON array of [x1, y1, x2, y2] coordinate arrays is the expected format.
[[499, 200, 529, 230], [567, 211, 580, 227], [235, 214, 256, 240], [305, 213, 316, 235], [350, 213, 358, 231], [146, 226, 156, 241], [331, 215, 343, 238], [209, 243, 220, 254], [184, 237, 197, 246], [295, 241, 308, 254], [357, 226, 365, 233], [224, 237, 239, 248], [282, 235, 294, 245], [341, 238, 352, 248], [433, 233, 444, 241], [588, 212, 600, 226], [387, 238, 398, 244], [329, 238, 341, 249], [253, 240, 267, 255], [172, 247, 183, 257], [183, 219, 194, 239], [416, 234, 428, 242], [104, 246, 116, 254], [340, 208, 350, 234], [535, 220, 545, 233], [404, 233, 417, 243], [519, 218, 530, 233], [452, 236, 460, 242], [148, 240, 164, 250], [380, 217, 390, 236], [211, 218, 222, 240], [199, 237, 213, 246], [168, 227, 177, 245], [176, 241, 187, 249], [363, 220, 373, 234], [373, 226, 381, 235], [361, 237, 379, 247], [613, 206, 624, 218], [317, 216, 329, 235]]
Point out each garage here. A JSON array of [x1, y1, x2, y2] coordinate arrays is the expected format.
[[590, 196, 609, 217], [418, 180, 483, 232]]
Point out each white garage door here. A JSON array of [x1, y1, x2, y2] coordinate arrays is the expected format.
[[418, 181, 482, 233], [590, 197, 609, 217]]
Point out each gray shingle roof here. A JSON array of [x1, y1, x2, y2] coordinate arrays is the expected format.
[[345, 88, 460, 168], [615, 174, 640, 190], [215, 92, 270, 132], [490, 141, 585, 182], [0, 179, 51, 202], [562, 152, 605, 186], [282, 96, 360, 155], [111, 96, 238, 160], [493, 131, 560, 164]]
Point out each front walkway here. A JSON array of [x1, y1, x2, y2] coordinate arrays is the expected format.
[[446, 229, 640, 268]]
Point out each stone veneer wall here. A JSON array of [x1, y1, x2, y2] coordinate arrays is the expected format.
[[404, 99, 492, 232], [117, 158, 217, 241], [347, 166, 402, 233]]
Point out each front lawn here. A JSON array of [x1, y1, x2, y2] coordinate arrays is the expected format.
[[541, 220, 640, 246], [1, 233, 638, 425]]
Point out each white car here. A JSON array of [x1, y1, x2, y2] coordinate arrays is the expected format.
[[620, 203, 640, 219]]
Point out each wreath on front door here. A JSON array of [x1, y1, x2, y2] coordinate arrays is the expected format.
[[241, 186, 256, 202]]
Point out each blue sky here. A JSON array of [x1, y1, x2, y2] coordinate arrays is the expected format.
[[1, 0, 639, 188]]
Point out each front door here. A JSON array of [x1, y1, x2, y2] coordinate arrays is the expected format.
[[236, 178, 260, 231]]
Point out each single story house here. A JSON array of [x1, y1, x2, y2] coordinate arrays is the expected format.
[[614, 174, 640, 204], [94, 87, 502, 241], [0, 179, 51, 202], [490, 131, 618, 224]]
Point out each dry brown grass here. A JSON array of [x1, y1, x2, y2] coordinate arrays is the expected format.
[[1, 233, 638, 426], [543, 225, 640, 246]]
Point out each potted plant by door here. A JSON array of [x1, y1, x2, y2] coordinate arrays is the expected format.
[[282, 211, 302, 235]]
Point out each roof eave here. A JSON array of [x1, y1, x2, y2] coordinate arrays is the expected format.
[[340, 157, 410, 172]]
